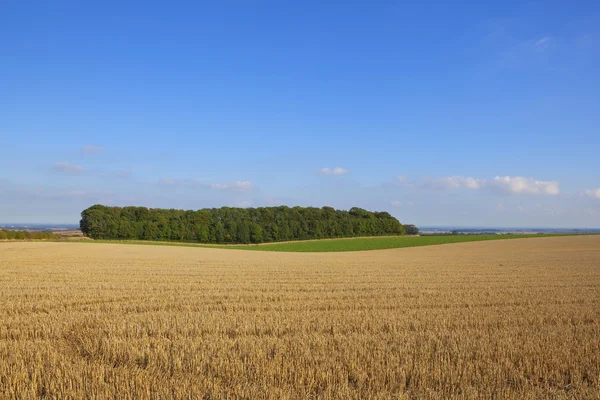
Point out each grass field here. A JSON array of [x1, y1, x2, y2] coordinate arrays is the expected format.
[[222, 234, 574, 252], [1, 236, 599, 398], [84, 233, 586, 252]]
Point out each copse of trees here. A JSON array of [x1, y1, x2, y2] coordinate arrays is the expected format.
[[404, 224, 419, 235], [80, 205, 408, 244], [0, 230, 57, 240]]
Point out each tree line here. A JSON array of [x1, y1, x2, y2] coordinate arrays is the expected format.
[[80, 205, 417, 243], [0, 230, 58, 240]]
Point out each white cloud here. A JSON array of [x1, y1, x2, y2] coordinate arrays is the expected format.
[[53, 162, 84, 174], [321, 167, 349, 175], [82, 145, 104, 154], [443, 176, 483, 189], [490, 176, 559, 196], [209, 183, 229, 190], [209, 181, 254, 192], [235, 200, 252, 208], [397, 175, 407, 182], [422, 176, 483, 190], [585, 188, 600, 199], [390, 200, 402, 207], [421, 175, 559, 196]]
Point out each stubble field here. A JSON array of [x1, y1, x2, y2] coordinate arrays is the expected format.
[[1, 236, 599, 399]]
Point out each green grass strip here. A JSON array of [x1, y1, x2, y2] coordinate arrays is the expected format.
[[71, 233, 594, 252]]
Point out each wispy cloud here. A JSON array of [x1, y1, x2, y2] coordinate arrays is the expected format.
[[481, 18, 557, 71], [100, 170, 132, 179], [158, 178, 254, 192], [321, 167, 349, 175], [535, 36, 552, 46], [1, 180, 112, 203], [159, 178, 182, 186], [390, 200, 402, 207], [59, 190, 88, 199], [585, 188, 600, 199], [235, 200, 252, 208], [209, 181, 254, 192], [113, 170, 132, 179], [82, 145, 104, 154], [53, 162, 84, 175], [498, 37, 554, 69], [45, 189, 112, 202], [158, 178, 207, 187], [491, 176, 559, 196], [418, 175, 559, 196], [263, 197, 289, 206], [428, 176, 483, 190]]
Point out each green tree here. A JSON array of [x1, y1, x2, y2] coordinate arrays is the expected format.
[[79, 204, 405, 244], [404, 224, 419, 235], [237, 221, 251, 244], [118, 220, 135, 239], [250, 223, 263, 243], [197, 225, 210, 242]]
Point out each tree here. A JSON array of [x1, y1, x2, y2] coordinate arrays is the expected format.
[[250, 223, 263, 243], [118, 220, 135, 239], [214, 221, 225, 243], [197, 225, 210, 242], [404, 224, 419, 235], [237, 221, 250, 244], [79, 204, 405, 243]]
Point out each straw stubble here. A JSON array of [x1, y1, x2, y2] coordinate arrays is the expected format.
[[1, 236, 599, 398]]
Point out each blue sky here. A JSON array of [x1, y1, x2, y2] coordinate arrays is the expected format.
[[1, 1, 599, 227]]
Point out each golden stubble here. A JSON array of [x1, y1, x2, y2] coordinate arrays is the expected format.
[[1, 236, 599, 399]]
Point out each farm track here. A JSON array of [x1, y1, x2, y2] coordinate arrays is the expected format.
[[1, 236, 599, 399]]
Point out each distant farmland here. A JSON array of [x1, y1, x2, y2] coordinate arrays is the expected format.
[[1, 236, 599, 398]]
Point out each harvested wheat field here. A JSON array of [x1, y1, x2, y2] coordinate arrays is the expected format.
[[1, 236, 599, 399]]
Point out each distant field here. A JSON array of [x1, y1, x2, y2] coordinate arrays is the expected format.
[[1, 236, 599, 398], [224, 233, 575, 252], [83, 233, 585, 252]]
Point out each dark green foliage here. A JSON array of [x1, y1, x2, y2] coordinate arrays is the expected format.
[[0, 230, 57, 240], [404, 224, 419, 235], [79, 205, 407, 243]]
